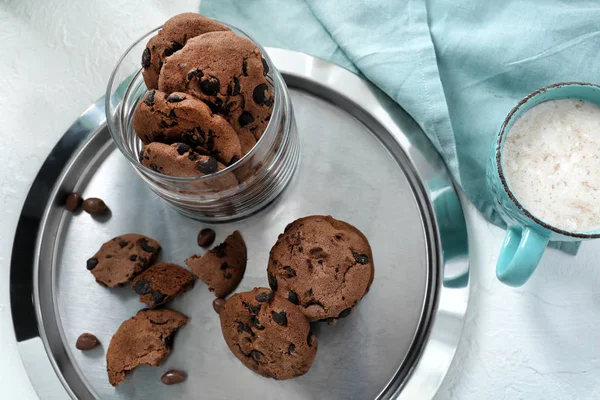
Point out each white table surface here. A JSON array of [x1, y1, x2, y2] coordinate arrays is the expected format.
[[2, 1, 600, 399]]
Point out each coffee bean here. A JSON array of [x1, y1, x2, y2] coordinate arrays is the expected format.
[[242, 59, 248, 76], [144, 90, 155, 106], [250, 350, 265, 363], [82, 198, 107, 215], [161, 369, 187, 385], [353, 252, 369, 264], [238, 111, 255, 127], [261, 57, 269, 75], [307, 332, 315, 347], [187, 68, 202, 81], [338, 308, 352, 318], [200, 77, 220, 96], [167, 93, 184, 103], [140, 239, 156, 253], [76, 333, 100, 350], [141, 48, 151, 68], [65, 192, 82, 211], [197, 228, 216, 247], [196, 156, 218, 175], [152, 290, 166, 304], [288, 291, 299, 305], [272, 310, 288, 326], [268, 272, 278, 291], [133, 279, 151, 295], [282, 266, 296, 277], [176, 143, 191, 155], [86, 258, 98, 270], [252, 83, 269, 105], [213, 298, 226, 314]]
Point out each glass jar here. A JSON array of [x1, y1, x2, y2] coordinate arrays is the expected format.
[[105, 23, 299, 222]]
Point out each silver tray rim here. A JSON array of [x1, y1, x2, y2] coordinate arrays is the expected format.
[[10, 48, 470, 400]]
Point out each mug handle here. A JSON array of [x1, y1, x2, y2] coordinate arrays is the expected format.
[[496, 227, 550, 287]]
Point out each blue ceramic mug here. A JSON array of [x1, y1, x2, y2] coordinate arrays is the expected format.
[[487, 82, 600, 287]]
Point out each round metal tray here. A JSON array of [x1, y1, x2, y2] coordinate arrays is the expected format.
[[10, 48, 469, 400]]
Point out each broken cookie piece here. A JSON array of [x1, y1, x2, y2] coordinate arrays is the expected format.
[[185, 230, 247, 298], [106, 308, 189, 386], [131, 262, 196, 308], [87, 234, 161, 288]]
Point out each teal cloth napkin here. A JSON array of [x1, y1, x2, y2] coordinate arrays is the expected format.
[[202, 0, 600, 254]]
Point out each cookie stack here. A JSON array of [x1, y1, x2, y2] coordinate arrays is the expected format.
[[215, 215, 375, 380], [133, 13, 274, 177]]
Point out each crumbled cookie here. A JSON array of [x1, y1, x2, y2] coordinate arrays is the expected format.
[[131, 262, 196, 308], [133, 90, 242, 164], [185, 231, 246, 298], [158, 31, 274, 141], [220, 288, 317, 380], [267, 216, 374, 322], [106, 308, 189, 386], [142, 13, 230, 90], [87, 234, 161, 288]]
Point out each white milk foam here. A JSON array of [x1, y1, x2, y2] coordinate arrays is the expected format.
[[502, 99, 600, 232]]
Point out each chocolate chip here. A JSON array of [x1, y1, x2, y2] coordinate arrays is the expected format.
[[250, 315, 265, 330], [164, 41, 183, 57], [297, 246, 303, 253], [242, 59, 248, 76], [261, 57, 269, 75], [129, 255, 137, 261], [200, 76, 220, 96], [105, 255, 112, 259], [187, 69, 202, 80], [151, 291, 166, 304], [353, 252, 369, 264], [205, 98, 225, 114], [167, 93, 184, 103], [339, 308, 352, 318], [229, 155, 239, 166], [196, 156, 218, 175], [140, 238, 156, 253], [168, 109, 177, 119], [288, 291, 299, 305], [335, 234, 343, 240], [252, 83, 269, 105], [268, 272, 278, 291], [141, 48, 151, 68], [310, 247, 323, 255], [288, 343, 296, 354], [212, 242, 227, 258], [164, 333, 175, 348], [197, 228, 216, 247], [133, 279, 151, 295], [238, 111, 255, 127], [149, 163, 159, 172], [139, 257, 149, 268], [75, 333, 100, 350], [228, 77, 240, 96], [86, 258, 98, 270], [272, 311, 288, 326], [250, 350, 264, 363], [65, 192, 82, 211], [118, 240, 128, 248], [254, 292, 273, 303], [237, 321, 254, 336], [144, 90, 155, 106], [245, 302, 261, 314], [82, 198, 107, 215], [161, 369, 186, 385], [176, 143, 191, 155], [188, 152, 198, 161], [220, 262, 229, 271], [282, 266, 296, 277], [224, 272, 232, 279], [307, 332, 315, 347], [213, 298, 226, 314]]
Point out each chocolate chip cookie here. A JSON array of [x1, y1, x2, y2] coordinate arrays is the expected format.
[[158, 31, 274, 141], [107, 308, 189, 386], [133, 90, 242, 164], [142, 13, 230, 90], [131, 262, 196, 308], [267, 216, 374, 322], [140, 142, 223, 176], [185, 231, 247, 298], [219, 288, 317, 380], [88, 234, 161, 288]]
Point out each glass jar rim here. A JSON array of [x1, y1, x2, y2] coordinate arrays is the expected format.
[[105, 20, 285, 183]]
